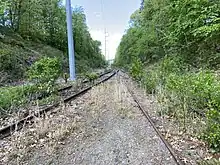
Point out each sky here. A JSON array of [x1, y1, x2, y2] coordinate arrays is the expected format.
[[70, 0, 140, 60]]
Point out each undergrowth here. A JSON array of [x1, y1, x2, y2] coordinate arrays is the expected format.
[[0, 57, 61, 116], [129, 57, 220, 153]]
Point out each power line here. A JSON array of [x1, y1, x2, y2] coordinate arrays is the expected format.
[[100, 0, 108, 60]]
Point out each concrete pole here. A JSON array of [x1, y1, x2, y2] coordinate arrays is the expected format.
[[104, 28, 107, 60], [66, 0, 76, 80]]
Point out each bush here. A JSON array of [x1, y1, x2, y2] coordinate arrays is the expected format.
[[129, 58, 144, 81], [142, 57, 185, 94], [28, 57, 61, 84], [165, 71, 220, 151], [0, 86, 27, 114], [0, 57, 62, 115], [85, 72, 98, 83], [202, 107, 220, 152], [141, 57, 220, 151], [0, 83, 58, 115], [165, 71, 216, 111], [143, 70, 159, 94], [0, 43, 26, 82]]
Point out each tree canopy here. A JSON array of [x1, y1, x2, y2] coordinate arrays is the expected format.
[[114, 0, 220, 155], [0, 0, 106, 83], [115, 0, 220, 69]]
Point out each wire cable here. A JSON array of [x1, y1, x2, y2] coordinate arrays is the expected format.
[[100, 0, 107, 60]]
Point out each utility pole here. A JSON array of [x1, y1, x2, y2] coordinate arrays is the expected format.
[[100, 0, 108, 60], [104, 28, 107, 59], [66, 0, 76, 80]]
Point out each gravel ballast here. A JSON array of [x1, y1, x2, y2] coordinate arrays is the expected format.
[[1, 72, 177, 165]]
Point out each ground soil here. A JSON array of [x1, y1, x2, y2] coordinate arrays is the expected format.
[[0, 71, 178, 165]]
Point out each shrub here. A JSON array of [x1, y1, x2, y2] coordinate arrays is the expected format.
[[202, 106, 220, 152], [0, 83, 58, 115], [162, 70, 220, 151], [0, 57, 62, 115], [0, 44, 26, 82], [0, 86, 26, 114], [129, 58, 144, 81], [142, 58, 220, 150], [28, 57, 61, 84], [85, 72, 98, 83], [143, 70, 159, 94]]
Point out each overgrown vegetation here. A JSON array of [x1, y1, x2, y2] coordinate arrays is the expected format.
[[0, 1, 106, 84], [0, 1, 108, 117], [85, 72, 98, 84], [28, 57, 62, 84], [0, 83, 57, 116], [0, 57, 105, 117], [114, 0, 220, 156]]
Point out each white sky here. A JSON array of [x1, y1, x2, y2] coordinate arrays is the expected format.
[[89, 27, 122, 60], [64, 0, 140, 60]]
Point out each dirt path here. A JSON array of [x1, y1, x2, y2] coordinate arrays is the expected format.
[[1, 72, 177, 165]]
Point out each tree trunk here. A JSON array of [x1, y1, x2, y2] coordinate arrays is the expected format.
[[15, 0, 23, 32], [9, 7, 14, 29]]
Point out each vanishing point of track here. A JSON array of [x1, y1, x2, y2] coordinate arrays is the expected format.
[[0, 70, 185, 165]]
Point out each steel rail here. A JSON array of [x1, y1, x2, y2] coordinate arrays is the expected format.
[[119, 70, 185, 165], [0, 70, 118, 139], [57, 70, 112, 92], [126, 86, 185, 165]]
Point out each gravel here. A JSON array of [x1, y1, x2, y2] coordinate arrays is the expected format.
[[120, 71, 214, 164], [1, 71, 177, 165]]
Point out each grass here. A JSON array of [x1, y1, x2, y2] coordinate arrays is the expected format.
[[0, 103, 79, 164], [127, 57, 220, 162], [0, 83, 58, 117], [0, 33, 65, 85], [198, 159, 220, 165]]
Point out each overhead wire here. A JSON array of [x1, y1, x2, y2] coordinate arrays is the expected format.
[[100, 0, 108, 60]]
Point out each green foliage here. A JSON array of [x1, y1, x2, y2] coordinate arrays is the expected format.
[[85, 72, 98, 82], [0, 2, 106, 84], [0, 86, 27, 114], [114, 0, 220, 68], [28, 57, 61, 83], [165, 71, 216, 110], [199, 159, 220, 165], [129, 58, 144, 81], [202, 107, 220, 152], [142, 70, 159, 93], [0, 83, 57, 115], [144, 59, 220, 152], [0, 42, 26, 83]]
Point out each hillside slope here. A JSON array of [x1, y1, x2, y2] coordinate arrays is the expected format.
[[0, 28, 66, 84], [0, 2, 107, 85], [114, 0, 220, 162]]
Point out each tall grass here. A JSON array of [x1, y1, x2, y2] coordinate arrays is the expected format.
[[0, 83, 58, 117], [129, 57, 220, 152]]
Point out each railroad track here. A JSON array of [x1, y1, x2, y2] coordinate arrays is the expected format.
[[126, 87, 185, 165], [118, 71, 185, 165], [57, 70, 113, 99], [1, 70, 185, 165], [57, 70, 112, 92], [120, 69, 206, 118], [36, 70, 113, 100], [0, 70, 118, 139]]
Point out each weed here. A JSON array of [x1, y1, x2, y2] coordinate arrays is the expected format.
[[139, 57, 220, 153]]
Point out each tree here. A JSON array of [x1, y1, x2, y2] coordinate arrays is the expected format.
[[0, 1, 106, 83], [115, 0, 220, 69]]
